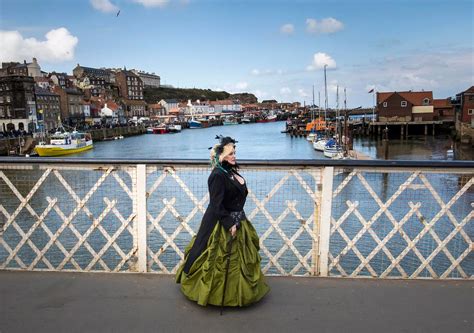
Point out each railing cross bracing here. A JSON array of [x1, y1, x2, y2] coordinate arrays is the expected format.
[[0, 158, 472, 279]]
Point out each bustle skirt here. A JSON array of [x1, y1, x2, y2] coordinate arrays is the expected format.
[[175, 219, 269, 307]]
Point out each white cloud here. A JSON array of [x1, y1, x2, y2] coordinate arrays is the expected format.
[[306, 17, 344, 35], [90, 0, 119, 13], [253, 90, 267, 100], [280, 23, 295, 35], [235, 82, 248, 90], [133, 0, 169, 7], [306, 52, 337, 71], [0, 28, 79, 63], [250, 68, 285, 76], [298, 89, 309, 98], [280, 87, 291, 95]]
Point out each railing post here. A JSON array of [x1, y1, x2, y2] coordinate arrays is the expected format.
[[318, 166, 334, 277], [136, 164, 147, 273]]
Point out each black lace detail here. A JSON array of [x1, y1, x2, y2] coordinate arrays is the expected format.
[[230, 210, 246, 229]]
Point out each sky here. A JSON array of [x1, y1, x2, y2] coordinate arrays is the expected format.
[[0, 0, 473, 108]]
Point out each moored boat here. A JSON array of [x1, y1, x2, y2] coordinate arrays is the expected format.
[[313, 139, 327, 151], [223, 116, 238, 125], [35, 131, 93, 157], [188, 119, 202, 128], [168, 124, 182, 133], [323, 145, 344, 159]]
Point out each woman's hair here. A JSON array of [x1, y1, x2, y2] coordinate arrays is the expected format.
[[209, 135, 237, 169]]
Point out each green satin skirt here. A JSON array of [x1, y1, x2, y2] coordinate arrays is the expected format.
[[175, 219, 270, 307]]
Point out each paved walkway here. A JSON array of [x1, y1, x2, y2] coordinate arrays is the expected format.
[[0, 271, 472, 333]]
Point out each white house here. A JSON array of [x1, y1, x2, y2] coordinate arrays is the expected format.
[[158, 99, 179, 114]]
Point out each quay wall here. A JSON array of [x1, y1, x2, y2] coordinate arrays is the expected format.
[[0, 126, 146, 156]]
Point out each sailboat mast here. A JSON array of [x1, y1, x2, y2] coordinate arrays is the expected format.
[[324, 64, 328, 132], [318, 91, 321, 119], [336, 85, 339, 141], [312, 85, 315, 121]]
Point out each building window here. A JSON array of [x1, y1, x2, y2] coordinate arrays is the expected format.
[[468, 109, 474, 115], [401, 101, 407, 107], [423, 98, 430, 105], [383, 102, 387, 107]]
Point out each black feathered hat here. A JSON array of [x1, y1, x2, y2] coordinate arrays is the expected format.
[[210, 135, 237, 156]]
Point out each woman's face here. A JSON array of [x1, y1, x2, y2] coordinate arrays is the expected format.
[[223, 147, 236, 165]]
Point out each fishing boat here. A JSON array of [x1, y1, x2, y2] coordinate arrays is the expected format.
[[266, 114, 277, 122], [168, 124, 182, 133], [35, 131, 93, 156], [187, 99, 202, 129], [188, 119, 202, 128], [223, 116, 238, 125], [154, 124, 169, 134]]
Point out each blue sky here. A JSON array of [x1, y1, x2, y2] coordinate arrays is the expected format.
[[1, 0, 473, 107]]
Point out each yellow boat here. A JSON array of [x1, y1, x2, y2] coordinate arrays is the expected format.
[[35, 131, 93, 157]]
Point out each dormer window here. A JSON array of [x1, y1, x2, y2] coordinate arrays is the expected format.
[[383, 102, 387, 107], [401, 101, 407, 107], [423, 98, 430, 105]]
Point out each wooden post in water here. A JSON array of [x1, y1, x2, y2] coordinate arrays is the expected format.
[[383, 126, 389, 160]]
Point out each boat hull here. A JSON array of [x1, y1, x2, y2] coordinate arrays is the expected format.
[[313, 139, 327, 151], [324, 146, 344, 159], [35, 143, 93, 156], [189, 121, 202, 129]]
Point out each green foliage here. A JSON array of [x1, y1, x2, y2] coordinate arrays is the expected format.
[[144, 87, 230, 103], [143, 87, 258, 104]]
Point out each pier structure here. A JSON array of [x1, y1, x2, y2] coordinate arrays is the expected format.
[[368, 120, 449, 139]]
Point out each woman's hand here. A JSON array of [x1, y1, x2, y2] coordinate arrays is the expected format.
[[229, 225, 237, 238]]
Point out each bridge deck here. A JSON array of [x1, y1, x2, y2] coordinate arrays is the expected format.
[[1, 271, 472, 332]]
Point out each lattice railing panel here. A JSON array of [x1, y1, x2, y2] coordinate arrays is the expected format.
[[0, 164, 138, 272], [1, 161, 472, 280], [329, 168, 473, 279], [146, 166, 322, 276]]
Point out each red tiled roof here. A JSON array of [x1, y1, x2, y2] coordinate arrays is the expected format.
[[463, 86, 474, 94], [148, 103, 164, 109], [433, 99, 451, 108], [105, 100, 120, 110], [210, 100, 234, 106], [399, 91, 433, 105], [377, 91, 433, 105]]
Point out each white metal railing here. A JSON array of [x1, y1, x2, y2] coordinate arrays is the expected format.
[[0, 159, 472, 279]]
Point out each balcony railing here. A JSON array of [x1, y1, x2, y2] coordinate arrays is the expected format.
[[0, 158, 472, 279]]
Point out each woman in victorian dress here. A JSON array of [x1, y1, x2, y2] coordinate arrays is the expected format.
[[176, 136, 269, 307]]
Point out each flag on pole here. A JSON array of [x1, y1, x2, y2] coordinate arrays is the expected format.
[[368, 88, 374, 93]]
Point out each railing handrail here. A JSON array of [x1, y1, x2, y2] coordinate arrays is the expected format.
[[1, 157, 473, 168]]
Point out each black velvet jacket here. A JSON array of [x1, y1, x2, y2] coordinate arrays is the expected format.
[[183, 167, 248, 273]]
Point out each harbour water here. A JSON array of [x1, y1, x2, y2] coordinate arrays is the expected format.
[[61, 121, 472, 161]]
